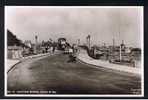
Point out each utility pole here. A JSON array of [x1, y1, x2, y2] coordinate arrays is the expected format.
[[35, 35, 38, 54], [118, 9, 122, 62], [119, 45, 122, 61], [113, 38, 115, 51], [35, 35, 38, 45], [87, 35, 91, 49]]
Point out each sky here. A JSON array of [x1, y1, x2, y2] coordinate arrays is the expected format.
[[6, 6, 143, 48]]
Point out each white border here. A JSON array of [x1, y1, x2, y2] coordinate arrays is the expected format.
[[4, 6, 144, 97]]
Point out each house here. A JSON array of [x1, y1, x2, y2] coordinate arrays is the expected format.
[[7, 30, 28, 59], [7, 45, 23, 59]]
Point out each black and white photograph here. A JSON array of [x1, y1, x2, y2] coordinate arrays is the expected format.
[[5, 6, 144, 97]]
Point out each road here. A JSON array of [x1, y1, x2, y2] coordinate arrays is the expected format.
[[7, 53, 141, 94]]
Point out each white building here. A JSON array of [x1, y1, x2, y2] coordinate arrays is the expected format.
[[7, 45, 23, 59]]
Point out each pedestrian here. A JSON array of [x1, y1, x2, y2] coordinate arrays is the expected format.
[[45, 47, 48, 53], [67, 47, 77, 63], [52, 45, 55, 53]]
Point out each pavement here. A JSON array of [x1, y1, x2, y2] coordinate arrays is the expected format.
[[77, 48, 141, 75], [7, 59, 20, 72], [7, 50, 62, 72]]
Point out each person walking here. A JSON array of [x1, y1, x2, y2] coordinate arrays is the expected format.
[[53, 46, 55, 53], [52, 43, 56, 53]]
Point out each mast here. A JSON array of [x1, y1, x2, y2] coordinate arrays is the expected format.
[[118, 9, 122, 61]]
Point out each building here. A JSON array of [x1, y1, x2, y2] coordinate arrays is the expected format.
[[7, 30, 28, 59]]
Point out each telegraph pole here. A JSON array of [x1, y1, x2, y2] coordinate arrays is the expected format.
[[35, 35, 38, 54], [119, 45, 122, 61], [118, 9, 122, 62], [113, 38, 115, 51], [87, 35, 91, 49]]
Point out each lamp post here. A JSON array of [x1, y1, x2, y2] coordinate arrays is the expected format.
[[119, 45, 122, 61], [86, 35, 91, 49], [35, 35, 38, 54]]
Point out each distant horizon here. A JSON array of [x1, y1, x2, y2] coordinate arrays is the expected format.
[[6, 6, 143, 48]]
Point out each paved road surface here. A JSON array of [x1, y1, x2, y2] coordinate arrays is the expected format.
[[7, 54, 141, 94]]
